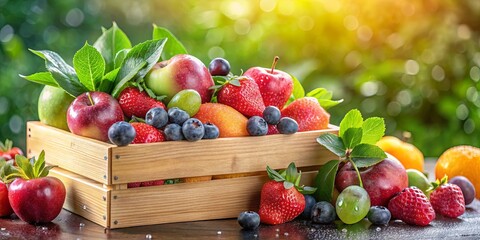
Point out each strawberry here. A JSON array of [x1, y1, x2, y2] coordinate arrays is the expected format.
[[0, 139, 23, 161], [388, 187, 435, 226], [131, 122, 165, 144], [281, 97, 330, 132], [429, 176, 465, 218], [217, 76, 265, 118], [267, 124, 279, 135], [118, 87, 166, 119], [127, 182, 142, 188], [258, 162, 316, 225], [141, 180, 165, 187]]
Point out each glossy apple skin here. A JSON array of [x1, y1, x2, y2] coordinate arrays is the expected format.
[[67, 91, 124, 142], [0, 182, 13, 217], [335, 156, 408, 206], [8, 177, 66, 223], [145, 54, 214, 103], [243, 67, 293, 109]]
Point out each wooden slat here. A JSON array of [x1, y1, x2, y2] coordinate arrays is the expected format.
[[27, 122, 111, 184], [109, 171, 318, 228], [50, 167, 110, 228], [110, 127, 339, 184]]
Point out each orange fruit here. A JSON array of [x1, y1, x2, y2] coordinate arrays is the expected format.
[[435, 145, 480, 199], [194, 103, 249, 138], [376, 136, 424, 172]]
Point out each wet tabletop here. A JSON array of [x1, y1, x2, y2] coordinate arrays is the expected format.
[[0, 161, 479, 239]]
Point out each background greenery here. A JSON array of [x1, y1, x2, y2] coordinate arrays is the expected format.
[[1, 0, 479, 157]]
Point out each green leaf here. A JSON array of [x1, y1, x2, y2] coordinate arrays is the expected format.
[[339, 109, 363, 138], [73, 42, 106, 91], [33, 150, 45, 177], [306, 88, 343, 110], [285, 162, 299, 183], [342, 128, 363, 149], [351, 144, 387, 168], [98, 68, 120, 93], [152, 24, 188, 60], [300, 186, 317, 195], [283, 181, 294, 189], [19, 72, 59, 87], [316, 133, 346, 157], [111, 39, 166, 97], [361, 117, 385, 144], [314, 160, 340, 202], [15, 155, 34, 179], [29, 49, 87, 97], [114, 48, 130, 69], [267, 166, 285, 182], [292, 75, 305, 100], [317, 98, 344, 110], [93, 22, 132, 72]]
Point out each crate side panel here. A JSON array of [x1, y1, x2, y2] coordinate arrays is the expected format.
[[109, 171, 317, 228], [50, 167, 110, 228], [27, 121, 111, 184], [111, 128, 338, 184]]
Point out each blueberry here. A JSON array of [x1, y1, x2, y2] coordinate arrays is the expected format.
[[168, 107, 189, 125], [145, 107, 168, 129], [277, 117, 298, 134], [237, 211, 260, 230], [182, 118, 205, 141], [108, 121, 136, 146], [208, 58, 231, 76], [311, 201, 336, 224], [203, 122, 220, 139], [300, 195, 317, 219], [247, 116, 268, 136], [367, 206, 391, 225], [263, 106, 281, 125], [164, 123, 184, 141]]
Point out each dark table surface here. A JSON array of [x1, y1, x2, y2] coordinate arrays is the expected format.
[[1, 161, 480, 240]]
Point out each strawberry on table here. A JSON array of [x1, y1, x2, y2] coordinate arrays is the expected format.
[[217, 76, 265, 118], [388, 187, 436, 226], [118, 87, 166, 119], [281, 97, 330, 132], [259, 162, 316, 225], [0, 159, 15, 217], [0, 139, 23, 161], [131, 122, 165, 144], [430, 176, 465, 218]]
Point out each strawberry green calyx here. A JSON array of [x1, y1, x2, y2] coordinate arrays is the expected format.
[[0, 139, 13, 152], [428, 175, 449, 193], [8, 150, 54, 180], [0, 159, 16, 184], [266, 162, 316, 194]]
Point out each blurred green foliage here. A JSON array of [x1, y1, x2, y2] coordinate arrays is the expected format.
[[1, 0, 479, 156]]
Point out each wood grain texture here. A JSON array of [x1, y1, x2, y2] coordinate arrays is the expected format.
[[27, 121, 111, 184], [109, 171, 318, 229], [50, 167, 110, 227], [110, 126, 339, 184]]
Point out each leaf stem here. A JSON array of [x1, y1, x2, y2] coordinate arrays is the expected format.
[[349, 159, 363, 188]]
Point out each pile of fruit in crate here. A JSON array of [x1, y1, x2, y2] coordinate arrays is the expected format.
[[3, 22, 477, 230]]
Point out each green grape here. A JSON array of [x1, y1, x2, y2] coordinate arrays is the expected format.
[[336, 185, 371, 224], [167, 89, 202, 117]]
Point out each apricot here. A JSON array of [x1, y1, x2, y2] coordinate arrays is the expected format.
[[376, 136, 424, 172]]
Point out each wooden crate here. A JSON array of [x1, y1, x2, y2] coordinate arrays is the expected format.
[[26, 121, 339, 229]]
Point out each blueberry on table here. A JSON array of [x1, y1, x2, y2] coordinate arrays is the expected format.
[[108, 121, 136, 146], [263, 106, 281, 125], [277, 117, 298, 134], [168, 107, 190, 125], [209, 58, 231, 76], [182, 118, 205, 141], [300, 195, 317, 219], [237, 211, 260, 230], [203, 122, 220, 139], [164, 123, 184, 141], [367, 206, 391, 225], [311, 201, 336, 224], [145, 107, 168, 129], [247, 116, 268, 136]]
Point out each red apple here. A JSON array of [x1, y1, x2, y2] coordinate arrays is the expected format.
[[243, 57, 293, 109], [145, 54, 215, 103], [335, 156, 408, 206], [67, 91, 124, 142]]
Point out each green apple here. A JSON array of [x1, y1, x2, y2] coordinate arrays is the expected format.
[[38, 85, 75, 131]]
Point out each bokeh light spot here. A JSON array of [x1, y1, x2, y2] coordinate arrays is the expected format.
[[43, 26, 60, 44], [344, 51, 361, 68], [470, 66, 480, 82], [456, 104, 469, 120], [0, 97, 9, 115], [65, 8, 85, 27], [421, 49, 436, 64], [205, 28, 224, 45], [222, 1, 249, 20], [278, 0, 295, 16], [464, 118, 475, 134], [322, 0, 341, 13], [357, 26, 373, 42], [0, 24, 14, 43], [396, 90, 412, 106], [387, 101, 402, 116], [466, 87, 479, 103], [360, 81, 379, 97], [208, 46, 225, 59], [343, 15, 358, 31], [361, 98, 377, 113], [386, 33, 404, 49], [457, 24, 471, 40], [260, 0, 276, 12], [234, 19, 251, 35], [431, 65, 445, 81], [405, 60, 420, 75], [298, 16, 314, 31], [9, 115, 22, 134]]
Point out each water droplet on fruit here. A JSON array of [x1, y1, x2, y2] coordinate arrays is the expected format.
[[42, 226, 48, 230], [0, 228, 6, 231], [354, 206, 359, 211], [376, 227, 381, 232], [276, 228, 280, 232], [341, 228, 347, 233], [145, 234, 152, 239], [253, 234, 258, 238], [284, 232, 289, 236], [337, 200, 343, 207], [79, 223, 85, 227], [275, 233, 279, 238], [217, 231, 222, 235]]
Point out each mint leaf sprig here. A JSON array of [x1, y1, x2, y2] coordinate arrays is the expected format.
[[314, 109, 387, 202], [286, 75, 343, 110]]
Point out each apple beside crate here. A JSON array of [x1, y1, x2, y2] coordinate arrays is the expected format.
[[26, 121, 339, 229]]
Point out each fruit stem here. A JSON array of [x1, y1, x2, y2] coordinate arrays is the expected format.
[[86, 92, 95, 106], [270, 56, 279, 74], [349, 159, 363, 188]]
